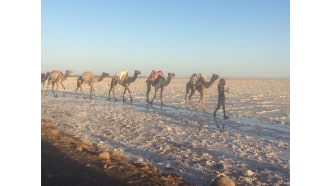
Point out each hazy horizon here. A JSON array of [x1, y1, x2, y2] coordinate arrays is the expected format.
[[63, 73, 289, 79]]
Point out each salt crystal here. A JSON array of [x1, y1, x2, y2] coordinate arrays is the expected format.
[[246, 170, 254, 177]]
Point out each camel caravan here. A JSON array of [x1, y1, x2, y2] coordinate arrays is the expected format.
[[42, 69, 227, 118]]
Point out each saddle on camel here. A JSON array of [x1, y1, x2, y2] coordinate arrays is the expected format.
[[146, 70, 164, 83]]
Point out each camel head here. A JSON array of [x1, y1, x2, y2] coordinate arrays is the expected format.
[[101, 72, 110, 77], [93, 72, 109, 82], [63, 70, 73, 79], [211, 74, 220, 82], [41, 72, 50, 82], [65, 70, 73, 76], [168, 73, 176, 78], [134, 70, 142, 76]]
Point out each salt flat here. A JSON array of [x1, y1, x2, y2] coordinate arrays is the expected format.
[[41, 76, 290, 185]]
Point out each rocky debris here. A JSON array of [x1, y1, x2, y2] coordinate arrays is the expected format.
[[246, 170, 254, 177], [42, 118, 194, 185], [211, 175, 236, 186], [98, 151, 111, 160]]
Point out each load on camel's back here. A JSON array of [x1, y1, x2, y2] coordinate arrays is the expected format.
[[146, 70, 164, 83], [114, 69, 128, 83], [189, 73, 207, 87]]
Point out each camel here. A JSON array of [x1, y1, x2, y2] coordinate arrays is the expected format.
[[41, 72, 50, 89], [75, 71, 109, 98], [185, 73, 220, 111], [146, 72, 175, 105], [108, 70, 141, 102], [45, 70, 73, 97]]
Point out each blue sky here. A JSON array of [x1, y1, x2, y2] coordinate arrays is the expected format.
[[41, 0, 289, 78]]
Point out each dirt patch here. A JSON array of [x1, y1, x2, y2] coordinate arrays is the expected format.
[[41, 118, 194, 186]]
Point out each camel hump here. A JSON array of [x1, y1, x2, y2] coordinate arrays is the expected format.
[[198, 73, 207, 82], [189, 73, 207, 86], [51, 70, 61, 73], [48, 70, 61, 79], [82, 71, 94, 76], [189, 73, 198, 80], [147, 70, 164, 81], [82, 71, 94, 81], [115, 70, 128, 81]]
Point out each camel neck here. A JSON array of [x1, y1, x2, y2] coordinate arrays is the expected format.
[[62, 72, 70, 80], [164, 77, 172, 86], [131, 73, 139, 81], [204, 79, 216, 88], [96, 75, 106, 82]]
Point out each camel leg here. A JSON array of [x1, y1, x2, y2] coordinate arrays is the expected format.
[[146, 84, 151, 104], [75, 86, 79, 97], [89, 85, 94, 98], [113, 85, 118, 101], [197, 90, 205, 111], [126, 87, 133, 102], [55, 83, 60, 97], [122, 87, 127, 102], [52, 83, 55, 97], [108, 81, 116, 101], [108, 87, 111, 100], [114, 87, 118, 101], [185, 83, 190, 108], [75, 80, 81, 97], [79, 83, 83, 96], [43, 82, 47, 95], [188, 89, 196, 108], [184, 92, 189, 108], [108, 85, 112, 100], [123, 87, 132, 102], [75, 86, 78, 96], [108, 84, 113, 100], [201, 97, 205, 111], [186, 87, 196, 108], [51, 82, 57, 97], [60, 82, 66, 97], [150, 88, 158, 105], [160, 87, 164, 105], [44, 79, 52, 96], [113, 82, 119, 101], [196, 92, 204, 111]]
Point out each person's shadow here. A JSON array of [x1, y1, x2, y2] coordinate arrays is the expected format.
[[213, 116, 225, 131]]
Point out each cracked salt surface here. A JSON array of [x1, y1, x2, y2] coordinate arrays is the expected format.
[[42, 77, 290, 185]]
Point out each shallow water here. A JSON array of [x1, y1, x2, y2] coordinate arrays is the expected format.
[[42, 77, 290, 185]]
